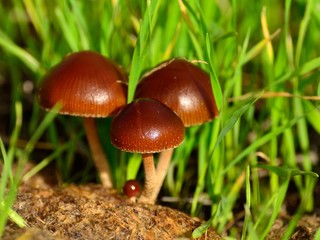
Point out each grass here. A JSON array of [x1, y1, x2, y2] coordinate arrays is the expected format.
[[0, 102, 27, 234], [0, 0, 319, 239]]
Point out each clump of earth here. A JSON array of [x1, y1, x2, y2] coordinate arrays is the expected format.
[[3, 183, 220, 240], [2, 163, 320, 239]]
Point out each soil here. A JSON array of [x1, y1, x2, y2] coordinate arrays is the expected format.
[[3, 183, 220, 240], [268, 214, 320, 240], [3, 175, 320, 240]]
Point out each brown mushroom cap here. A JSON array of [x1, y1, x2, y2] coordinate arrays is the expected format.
[[135, 58, 219, 127], [110, 98, 184, 153], [38, 50, 127, 117], [123, 179, 141, 198]]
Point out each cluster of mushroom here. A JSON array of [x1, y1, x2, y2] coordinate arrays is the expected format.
[[38, 51, 218, 205]]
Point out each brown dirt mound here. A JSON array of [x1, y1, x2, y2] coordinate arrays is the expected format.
[[4, 184, 220, 240]]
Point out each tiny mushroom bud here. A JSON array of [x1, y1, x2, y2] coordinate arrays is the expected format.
[[110, 98, 184, 204], [123, 179, 141, 198], [135, 58, 219, 196], [38, 50, 127, 188]]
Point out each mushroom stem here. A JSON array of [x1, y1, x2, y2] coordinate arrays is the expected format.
[[83, 118, 113, 188], [138, 153, 157, 204], [153, 149, 174, 200]]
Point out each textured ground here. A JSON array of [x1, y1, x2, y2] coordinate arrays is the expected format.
[[4, 184, 220, 240]]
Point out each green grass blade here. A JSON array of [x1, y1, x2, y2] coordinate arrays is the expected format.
[[212, 95, 261, 156], [22, 141, 74, 182], [315, 227, 320, 240], [260, 174, 290, 239], [0, 30, 40, 72], [206, 33, 223, 110], [0, 103, 23, 232], [192, 216, 213, 238], [0, 201, 27, 228], [0, 102, 22, 199], [24, 103, 61, 155], [54, 2, 79, 52], [257, 164, 319, 178], [127, 0, 160, 102], [223, 115, 303, 174], [69, 1, 91, 50], [294, 0, 313, 67], [126, 154, 142, 180]]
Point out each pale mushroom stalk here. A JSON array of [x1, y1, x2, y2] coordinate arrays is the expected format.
[[84, 118, 113, 188], [153, 149, 174, 200], [138, 153, 157, 204]]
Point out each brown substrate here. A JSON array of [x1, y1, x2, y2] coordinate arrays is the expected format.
[[267, 213, 320, 240], [3, 184, 220, 240]]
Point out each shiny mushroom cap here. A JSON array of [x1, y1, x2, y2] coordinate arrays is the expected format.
[[110, 98, 184, 153], [135, 58, 218, 127], [38, 50, 127, 117], [123, 180, 141, 198]]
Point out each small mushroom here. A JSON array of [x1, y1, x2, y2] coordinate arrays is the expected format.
[[135, 58, 219, 195], [38, 50, 127, 188], [110, 98, 184, 204], [123, 179, 141, 199]]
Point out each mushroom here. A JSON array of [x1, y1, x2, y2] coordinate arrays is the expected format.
[[123, 179, 141, 199], [110, 98, 184, 204], [38, 50, 127, 188], [135, 58, 219, 194]]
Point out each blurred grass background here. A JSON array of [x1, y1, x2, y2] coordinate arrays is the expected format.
[[0, 0, 320, 239]]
